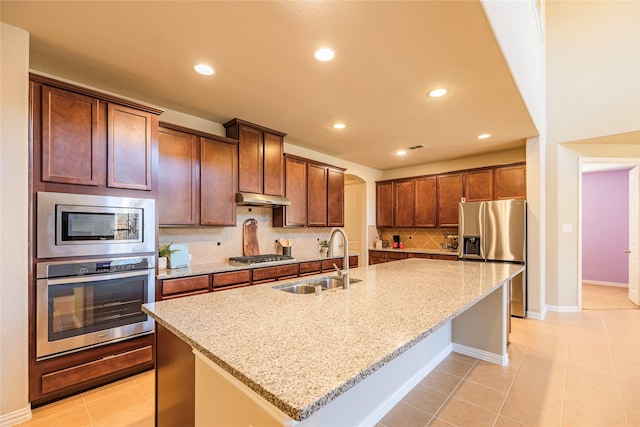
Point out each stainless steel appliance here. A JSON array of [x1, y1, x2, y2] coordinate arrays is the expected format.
[[459, 199, 527, 317], [37, 192, 155, 258], [229, 254, 293, 265], [36, 256, 155, 359]]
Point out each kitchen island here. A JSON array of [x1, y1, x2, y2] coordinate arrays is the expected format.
[[143, 258, 524, 426]]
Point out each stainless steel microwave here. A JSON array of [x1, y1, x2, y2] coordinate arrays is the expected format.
[[37, 192, 155, 258]]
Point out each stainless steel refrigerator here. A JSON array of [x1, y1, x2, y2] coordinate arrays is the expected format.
[[458, 199, 527, 317]]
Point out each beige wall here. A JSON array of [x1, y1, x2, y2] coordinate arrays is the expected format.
[[545, 1, 640, 309], [0, 23, 31, 421]]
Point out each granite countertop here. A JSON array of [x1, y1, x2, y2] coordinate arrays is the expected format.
[[156, 254, 359, 280], [369, 247, 459, 256], [143, 258, 524, 421]]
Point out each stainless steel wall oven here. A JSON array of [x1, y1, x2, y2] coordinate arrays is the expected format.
[[36, 256, 155, 360]]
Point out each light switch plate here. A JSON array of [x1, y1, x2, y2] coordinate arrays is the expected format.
[[561, 224, 573, 233]]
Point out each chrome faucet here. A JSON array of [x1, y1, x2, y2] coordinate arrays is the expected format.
[[329, 228, 350, 289]]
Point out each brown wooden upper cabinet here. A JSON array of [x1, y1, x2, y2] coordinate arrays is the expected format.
[[414, 176, 437, 227], [494, 164, 526, 200], [32, 75, 162, 191], [158, 126, 199, 225], [224, 119, 285, 197], [273, 155, 307, 227], [393, 179, 415, 228], [158, 123, 238, 226], [327, 167, 345, 227], [436, 173, 463, 227], [273, 155, 344, 227], [464, 168, 494, 202], [376, 181, 393, 227], [375, 163, 525, 229]]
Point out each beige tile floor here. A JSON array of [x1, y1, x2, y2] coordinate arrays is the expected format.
[[20, 308, 640, 426], [19, 370, 154, 427], [582, 283, 639, 310]]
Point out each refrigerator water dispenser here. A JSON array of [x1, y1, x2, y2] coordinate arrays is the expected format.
[[462, 237, 481, 257]]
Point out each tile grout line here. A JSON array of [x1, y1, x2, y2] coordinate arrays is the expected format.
[[428, 358, 481, 425], [600, 310, 631, 427]]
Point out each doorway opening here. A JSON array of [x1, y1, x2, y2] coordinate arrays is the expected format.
[[579, 159, 640, 310], [344, 174, 367, 267]]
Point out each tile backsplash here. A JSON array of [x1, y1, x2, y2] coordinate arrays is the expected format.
[[377, 227, 459, 251], [159, 206, 336, 264]]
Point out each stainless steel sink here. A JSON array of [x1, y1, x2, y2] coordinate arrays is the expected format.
[[278, 284, 318, 294], [275, 276, 362, 294]]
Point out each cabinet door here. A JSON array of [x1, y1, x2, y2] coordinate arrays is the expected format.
[[107, 103, 154, 190], [494, 164, 526, 200], [437, 173, 463, 227], [274, 156, 307, 227], [376, 182, 393, 227], [237, 125, 263, 194], [369, 250, 387, 265], [158, 127, 199, 225], [327, 168, 345, 227], [200, 137, 237, 226], [464, 169, 493, 202], [393, 179, 415, 227], [414, 176, 437, 227], [262, 132, 284, 196], [307, 163, 328, 226], [40, 85, 101, 186]]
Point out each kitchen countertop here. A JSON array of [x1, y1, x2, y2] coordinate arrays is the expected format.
[[156, 253, 359, 280], [143, 258, 524, 421]]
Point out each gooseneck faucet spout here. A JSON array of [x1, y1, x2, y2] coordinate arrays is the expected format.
[[329, 228, 350, 289]]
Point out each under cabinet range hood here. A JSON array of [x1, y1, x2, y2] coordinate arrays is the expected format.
[[235, 192, 291, 207]]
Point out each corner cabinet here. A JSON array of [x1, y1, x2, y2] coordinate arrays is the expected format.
[[224, 118, 285, 197], [274, 154, 345, 228], [31, 74, 161, 193], [158, 123, 238, 226]]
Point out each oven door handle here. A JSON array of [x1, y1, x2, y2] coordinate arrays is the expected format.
[[43, 269, 152, 285]]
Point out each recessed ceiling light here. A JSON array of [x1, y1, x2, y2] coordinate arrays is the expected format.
[[428, 88, 448, 98], [332, 123, 346, 129], [194, 64, 214, 75], [477, 134, 491, 140], [396, 150, 407, 156], [314, 48, 335, 62]]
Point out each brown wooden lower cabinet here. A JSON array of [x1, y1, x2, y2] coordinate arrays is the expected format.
[[252, 264, 300, 284], [30, 334, 154, 406], [369, 250, 458, 264], [160, 275, 210, 300], [299, 260, 322, 276], [212, 270, 251, 290]]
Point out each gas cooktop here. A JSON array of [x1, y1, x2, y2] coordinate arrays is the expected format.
[[228, 254, 293, 265]]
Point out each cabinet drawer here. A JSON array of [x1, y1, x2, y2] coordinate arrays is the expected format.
[[321, 258, 342, 271], [162, 275, 210, 297], [407, 253, 431, 259], [41, 346, 152, 394], [252, 264, 299, 282], [349, 255, 359, 268], [299, 261, 322, 276], [212, 270, 251, 289], [431, 254, 458, 261], [387, 252, 408, 261]]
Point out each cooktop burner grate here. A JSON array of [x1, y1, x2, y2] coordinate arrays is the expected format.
[[228, 254, 293, 265]]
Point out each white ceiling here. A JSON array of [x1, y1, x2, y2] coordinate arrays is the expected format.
[[1, 1, 539, 171]]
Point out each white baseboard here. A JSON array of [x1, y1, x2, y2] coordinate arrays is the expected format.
[[583, 280, 628, 288], [0, 405, 31, 427], [452, 343, 508, 366], [546, 304, 579, 313], [526, 310, 545, 320]]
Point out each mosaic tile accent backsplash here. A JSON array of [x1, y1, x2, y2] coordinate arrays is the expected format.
[[159, 206, 336, 264]]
